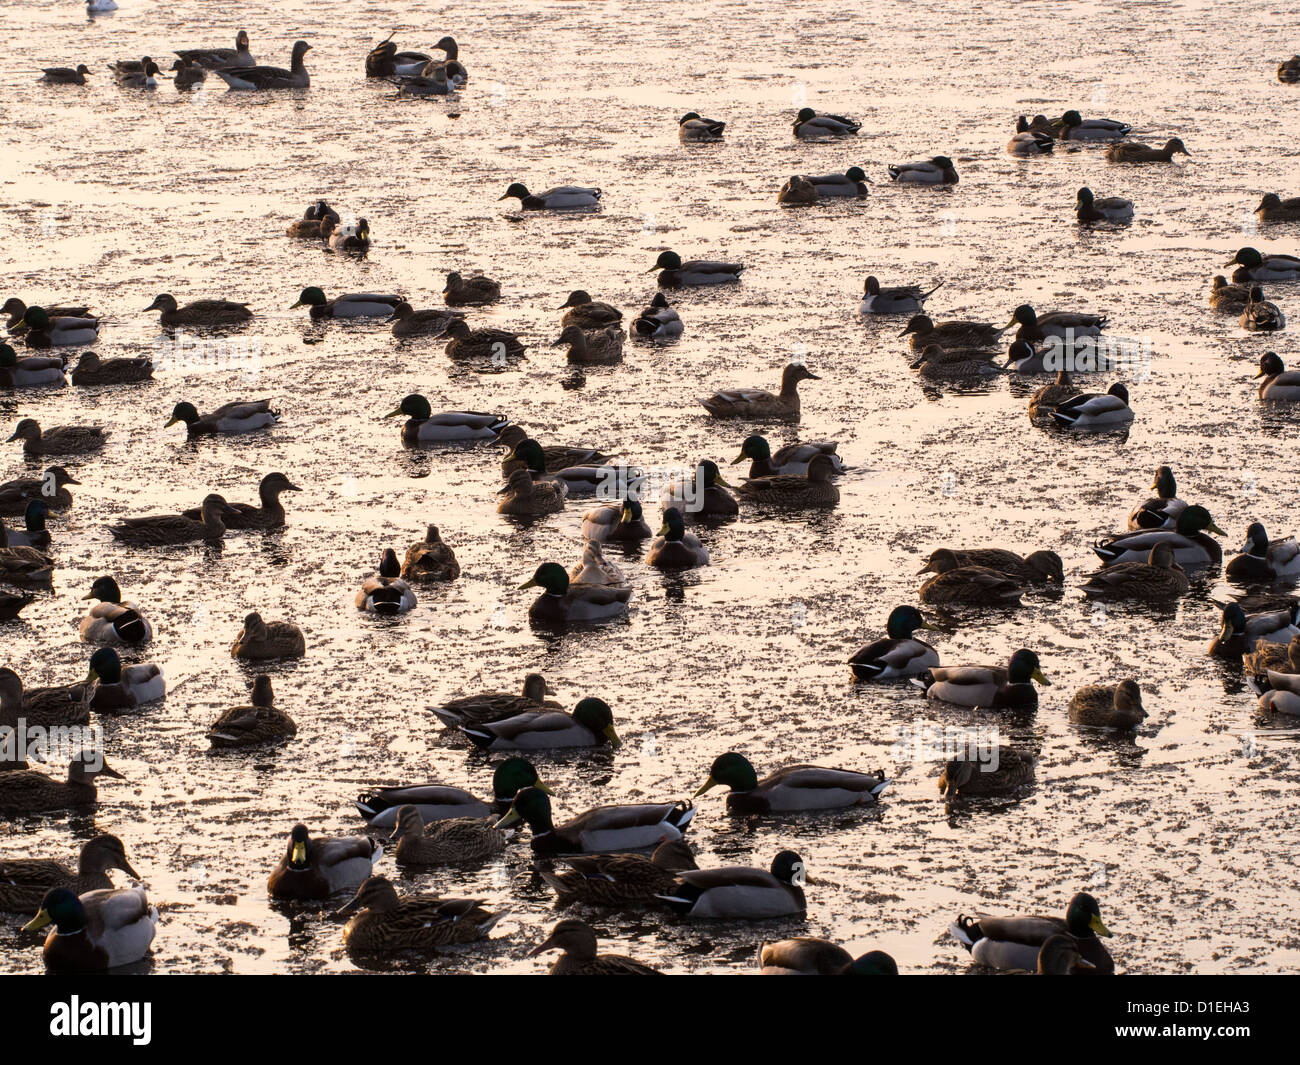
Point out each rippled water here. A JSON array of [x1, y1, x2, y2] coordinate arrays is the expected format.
[[2, 0, 1300, 974]]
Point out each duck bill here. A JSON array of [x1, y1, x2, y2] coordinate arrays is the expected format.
[[119, 858, 141, 879], [712, 474, 735, 489], [288, 300, 305, 309], [83, 666, 99, 685], [383, 408, 403, 419], [80, 591, 97, 600], [291, 841, 308, 865], [1032, 668, 1051, 686], [97, 764, 125, 780], [494, 808, 522, 829], [163, 416, 180, 428], [21, 909, 52, 934], [535, 780, 555, 796], [603, 726, 622, 747], [527, 934, 557, 957], [1208, 522, 1227, 537], [693, 775, 718, 798], [1090, 914, 1112, 937], [730, 452, 747, 465], [332, 896, 362, 918], [519, 578, 539, 589]]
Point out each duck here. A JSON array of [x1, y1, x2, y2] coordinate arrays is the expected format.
[[1209, 275, 1254, 313], [1257, 690, 1300, 715], [928, 547, 1063, 585], [529, 919, 662, 974], [1055, 109, 1131, 140], [498, 469, 567, 517], [658, 850, 809, 919], [442, 317, 527, 360], [176, 30, 254, 69], [79, 576, 152, 645], [180, 472, 300, 530], [5, 499, 51, 551], [15, 306, 99, 347], [540, 840, 698, 908], [805, 168, 872, 197], [735, 453, 840, 508], [1255, 351, 1300, 399], [1075, 186, 1134, 224], [1280, 56, 1300, 82], [424, 36, 468, 84], [495, 787, 695, 855], [776, 175, 819, 205], [0, 344, 66, 388], [70, 350, 153, 385], [0, 466, 78, 515], [917, 549, 1024, 606], [1127, 465, 1186, 530], [267, 824, 381, 900], [887, 156, 959, 184], [554, 324, 624, 365], [356, 549, 417, 615], [291, 287, 404, 318], [1226, 523, 1300, 582], [648, 250, 744, 287], [1081, 543, 1190, 600], [860, 277, 943, 315], [559, 291, 623, 329], [109, 493, 239, 545], [460, 697, 620, 751], [165, 399, 278, 436], [2, 298, 90, 327], [660, 460, 739, 518], [630, 293, 684, 340], [108, 56, 154, 78], [396, 67, 453, 97], [364, 36, 432, 78], [938, 746, 1035, 799], [792, 108, 860, 137], [912, 649, 1049, 709], [695, 752, 889, 814], [335, 877, 503, 953], [231, 612, 305, 660], [521, 562, 631, 624], [1244, 633, 1300, 676], [22, 887, 157, 971], [1225, 247, 1300, 282], [385, 302, 464, 338], [169, 59, 205, 90], [385, 394, 509, 443], [40, 65, 93, 85], [0, 588, 34, 622], [1255, 193, 1300, 223], [582, 498, 653, 543], [0, 534, 54, 585], [8, 418, 108, 456], [950, 892, 1114, 973], [1049, 382, 1133, 429], [699, 362, 818, 419], [1105, 137, 1190, 163], [758, 939, 898, 975], [679, 111, 725, 140], [208, 675, 296, 748], [0, 758, 125, 816], [912, 348, 1000, 380], [498, 425, 612, 473], [507, 439, 642, 498], [900, 314, 1002, 349], [443, 271, 500, 306], [116, 61, 162, 89], [730, 435, 845, 478], [397, 525, 459, 582], [0, 669, 89, 732], [355, 757, 551, 827], [1067, 679, 1147, 729], [320, 216, 371, 253], [1241, 287, 1285, 331], [83, 647, 165, 711], [569, 541, 625, 586], [1093, 504, 1225, 566], [0, 835, 138, 913], [216, 40, 311, 90], [848, 605, 939, 680], [1208, 602, 1300, 658], [499, 183, 601, 210], [388, 805, 507, 866], [1007, 130, 1055, 155], [647, 507, 710, 568], [1026, 370, 1079, 421]]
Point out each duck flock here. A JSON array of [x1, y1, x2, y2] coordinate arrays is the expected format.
[[2, 7, 1300, 976]]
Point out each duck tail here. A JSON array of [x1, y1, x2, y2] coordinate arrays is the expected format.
[[909, 671, 936, 692], [949, 915, 981, 950], [886, 165, 901, 181], [918, 281, 944, 302]]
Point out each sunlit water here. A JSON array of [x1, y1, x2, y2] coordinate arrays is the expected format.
[[1, 0, 1299, 973]]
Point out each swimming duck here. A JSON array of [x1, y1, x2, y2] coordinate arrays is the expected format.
[[679, 111, 726, 140], [900, 314, 1002, 349], [498, 426, 612, 473], [699, 363, 818, 419], [496, 787, 694, 855], [1244, 633, 1300, 676], [5, 500, 51, 551], [320, 216, 371, 253], [83, 647, 165, 711], [508, 439, 642, 498], [1067, 679, 1147, 729], [166, 400, 278, 436], [1105, 138, 1189, 163], [803, 168, 871, 197], [934, 548, 1063, 584], [950, 892, 1114, 973], [1255, 193, 1300, 223], [648, 250, 744, 287], [559, 291, 623, 329], [912, 348, 1000, 380], [498, 469, 567, 517], [912, 649, 1049, 709], [860, 277, 942, 315], [355, 757, 550, 827], [1017, 114, 1060, 135], [3, 298, 90, 326], [758, 939, 898, 975], [735, 453, 840, 508], [569, 540, 625, 587], [582, 498, 653, 542], [1226, 522, 1300, 582], [1226, 247, 1300, 282], [659, 850, 809, 919], [916, 549, 1022, 606], [1006, 130, 1054, 155], [180, 472, 300, 529], [554, 324, 624, 365], [1081, 542, 1190, 600], [1255, 351, 1300, 399], [632, 293, 683, 339], [888, 156, 959, 184], [79, 576, 152, 645], [388, 805, 507, 866], [364, 36, 432, 78], [1075, 186, 1134, 224], [1257, 689, 1300, 715], [70, 350, 153, 385], [1209, 275, 1254, 313], [267, 824, 381, 900], [177, 30, 255, 70], [499, 183, 601, 209], [108, 56, 154, 78], [356, 549, 417, 615], [660, 460, 739, 518], [23, 886, 157, 972], [647, 507, 710, 568], [291, 287, 404, 318], [116, 60, 162, 89], [422, 36, 468, 84], [8, 418, 108, 456], [386, 394, 509, 443], [442, 317, 527, 360], [335, 877, 502, 954], [216, 40, 311, 90], [0, 835, 138, 913], [777, 175, 819, 205], [848, 605, 939, 680], [1055, 109, 1131, 140], [1208, 602, 1300, 658], [1, 671, 89, 735], [0, 757, 124, 816], [461, 697, 621, 751], [0, 466, 78, 515], [169, 58, 205, 90], [731, 435, 845, 478], [521, 562, 632, 623], [396, 67, 454, 96], [431, 675, 558, 730], [0, 344, 66, 388], [938, 746, 1035, 799], [16, 307, 99, 347], [0, 535, 53, 585], [443, 271, 501, 306], [386, 302, 464, 338], [792, 108, 860, 137], [231, 612, 305, 659], [540, 841, 698, 909], [0, 588, 33, 621], [398, 525, 459, 582], [1127, 465, 1186, 530], [1027, 371, 1078, 418], [40, 65, 93, 85], [1093, 504, 1225, 566], [1280, 56, 1300, 82], [1241, 287, 1285, 331], [1049, 382, 1133, 429], [208, 675, 296, 748], [530, 919, 662, 974], [109, 494, 239, 545], [695, 751, 888, 813]]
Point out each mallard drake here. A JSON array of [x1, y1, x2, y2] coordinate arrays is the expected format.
[[169, 58, 205, 89], [554, 324, 624, 365], [208, 675, 296, 748], [335, 877, 502, 953], [1226, 523, 1300, 581], [1209, 275, 1254, 313], [319, 216, 371, 253], [735, 453, 840, 508], [2, 298, 90, 327], [364, 36, 432, 78], [495, 787, 694, 855], [1081, 543, 1190, 600], [913, 649, 1049, 709], [1127, 465, 1186, 530], [777, 175, 819, 205], [577, 501, 646, 545], [1241, 287, 1285, 331], [507, 438, 641, 498], [356, 757, 550, 827], [912, 347, 1000, 380], [442, 317, 527, 360], [356, 549, 417, 615], [860, 277, 942, 315], [931, 547, 1062, 584], [116, 61, 162, 89], [79, 576, 152, 645], [267, 823, 380, 900], [166, 399, 278, 436], [0, 537, 54, 585], [23, 887, 157, 971], [541, 840, 698, 908], [658, 850, 809, 919], [3, 499, 50, 550], [499, 183, 601, 209], [731, 435, 845, 478], [679, 111, 725, 140], [917, 549, 1024, 606], [444, 271, 500, 306], [1007, 130, 1055, 155], [83, 647, 165, 711], [70, 350, 153, 385], [216, 40, 311, 90], [231, 611, 305, 660], [901, 314, 1002, 350], [1075, 186, 1134, 224], [0, 835, 138, 913], [569, 541, 624, 586], [559, 291, 623, 329], [0, 668, 89, 731], [1049, 382, 1133, 429], [180, 472, 300, 529], [804, 168, 871, 197], [792, 108, 860, 137], [291, 287, 404, 319], [1055, 110, 1131, 140], [699, 363, 818, 419], [647, 507, 710, 568], [950, 892, 1114, 972], [938, 746, 1035, 799], [1105, 138, 1189, 163], [498, 469, 567, 517], [386, 394, 509, 443], [16, 306, 98, 347], [848, 605, 939, 680], [1255, 193, 1300, 223], [8, 418, 108, 456], [695, 752, 888, 814], [1226, 247, 1300, 282], [888, 156, 958, 184], [0, 466, 77, 515], [758, 939, 898, 975], [660, 460, 739, 518], [648, 251, 744, 287], [462, 697, 620, 751], [431, 674, 558, 730], [1208, 602, 1300, 658], [1008, 304, 1108, 346], [145, 293, 251, 328], [1255, 351, 1300, 399], [389, 805, 507, 866], [499, 425, 612, 473], [530, 919, 662, 974], [0, 758, 124, 816], [0, 344, 66, 388], [399, 525, 459, 582], [1027, 370, 1077, 417], [1093, 504, 1225, 566], [1068, 679, 1147, 729], [1280, 56, 1300, 82], [1257, 690, 1300, 715], [109, 493, 239, 545], [40, 65, 93, 85], [521, 562, 632, 623], [177, 30, 254, 69]]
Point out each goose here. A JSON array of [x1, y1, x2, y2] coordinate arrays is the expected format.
[[216, 40, 311, 91]]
